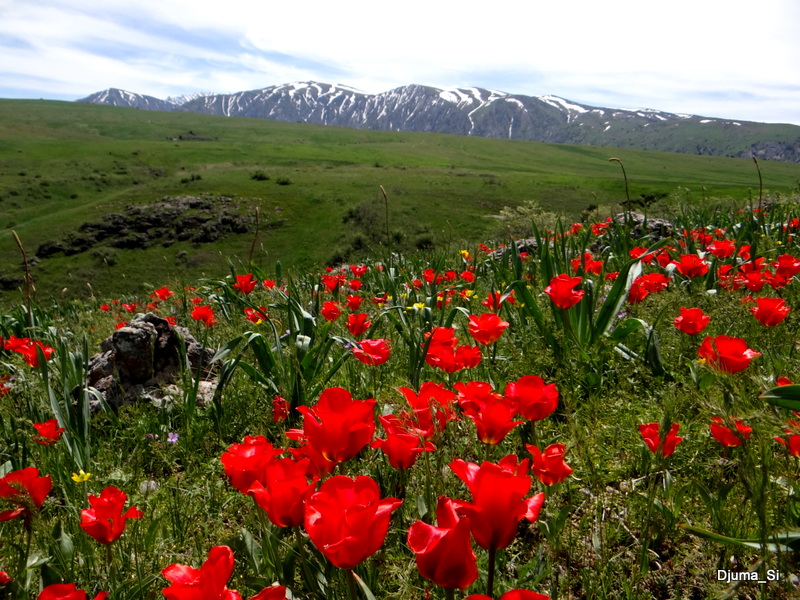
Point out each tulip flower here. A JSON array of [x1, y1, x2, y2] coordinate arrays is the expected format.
[[466, 591, 550, 600], [297, 387, 376, 464], [710, 417, 752, 447], [0, 571, 10, 585], [371, 415, 435, 470], [243, 307, 269, 325], [398, 382, 458, 440], [456, 381, 523, 445], [320, 300, 342, 322], [32, 419, 65, 445], [639, 423, 683, 457], [504, 375, 559, 422], [38, 583, 108, 600], [0, 467, 52, 527], [407, 496, 479, 591], [190, 305, 216, 327], [220, 435, 283, 494], [527, 443, 573, 486], [543, 275, 584, 309], [305, 475, 402, 570], [775, 421, 800, 457], [749, 297, 790, 327], [698, 335, 760, 374], [675, 254, 709, 278], [80, 486, 143, 545], [246, 456, 317, 528], [352, 338, 391, 365], [673, 307, 710, 335], [162, 545, 285, 600], [232, 274, 257, 294], [450, 455, 545, 551], [468, 313, 510, 345], [345, 312, 371, 337]]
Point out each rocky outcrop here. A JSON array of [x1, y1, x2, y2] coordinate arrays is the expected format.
[[85, 313, 217, 409], [35, 196, 254, 259]]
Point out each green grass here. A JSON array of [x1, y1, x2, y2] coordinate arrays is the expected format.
[[2, 203, 800, 599], [2, 99, 800, 303]]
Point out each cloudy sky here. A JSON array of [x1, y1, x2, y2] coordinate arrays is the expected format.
[[2, 0, 799, 124]]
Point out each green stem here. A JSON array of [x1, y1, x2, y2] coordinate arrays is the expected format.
[[445, 589, 456, 600], [487, 546, 497, 598], [346, 569, 358, 600]]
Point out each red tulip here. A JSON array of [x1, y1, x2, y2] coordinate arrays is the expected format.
[[570, 252, 603, 275], [243, 307, 269, 325], [233, 274, 257, 294], [320, 300, 342, 322], [466, 591, 550, 600], [190, 305, 216, 327], [706, 240, 736, 259], [749, 297, 790, 327], [152, 286, 175, 301], [775, 420, 800, 457], [527, 443, 573, 486], [673, 307, 710, 335], [285, 429, 338, 478], [352, 338, 391, 365], [297, 387, 375, 464], [675, 254, 709, 278], [450, 455, 545, 550], [371, 415, 435, 470], [304, 475, 402, 570], [346, 313, 371, 337], [0, 467, 52, 526], [543, 275, 584, 309], [455, 381, 523, 445], [407, 496, 479, 590], [248, 586, 288, 600], [80, 486, 143, 545], [33, 419, 65, 445], [38, 583, 108, 600], [398, 382, 458, 440], [346, 294, 364, 311], [698, 335, 760, 373], [0, 571, 10, 585], [638, 423, 683, 457], [468, 313, 509, 345], [455, 345, 482, 369], [481, 290, 515, 311], [710, 417, 752, 447], [220, 435, 283, 494], [247, 457, 317, 528], [504, 375, 558, 422], [162, 545, 244, 600], [272, 395, 290, 423]]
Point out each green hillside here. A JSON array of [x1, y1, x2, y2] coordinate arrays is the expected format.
[[2, 99, 800, 302]]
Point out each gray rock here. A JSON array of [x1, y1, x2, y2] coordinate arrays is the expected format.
[[85, 312, 217, 409]]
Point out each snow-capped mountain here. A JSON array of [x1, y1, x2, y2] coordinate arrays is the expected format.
[[77, 82, 800, 162]]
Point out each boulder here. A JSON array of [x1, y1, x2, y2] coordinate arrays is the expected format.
[[85, 312, 217, 410]]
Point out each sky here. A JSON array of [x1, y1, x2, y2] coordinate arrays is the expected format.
[[1, 0, 799, 125]]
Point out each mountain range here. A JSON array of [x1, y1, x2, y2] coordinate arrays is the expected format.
[[78, 82, 800, 162]]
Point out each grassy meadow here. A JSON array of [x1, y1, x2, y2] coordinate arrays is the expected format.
[[2, 100, 800, 303], [2, 100, 800, 600]]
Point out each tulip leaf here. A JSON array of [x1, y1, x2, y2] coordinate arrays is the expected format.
[[352, 570, 378, 600], [680, 523, 800, 552], [761, 384, 800, 411], [606, 318, 646, 341], [592, 258, 642, 345]]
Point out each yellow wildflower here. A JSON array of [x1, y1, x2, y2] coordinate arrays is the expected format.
[[71, 469, 91, 483]]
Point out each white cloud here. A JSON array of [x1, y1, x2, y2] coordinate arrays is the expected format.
[[1, 0, 798, 123]]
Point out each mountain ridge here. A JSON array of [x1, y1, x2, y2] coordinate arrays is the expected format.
[[78, 82, 800, 162]]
